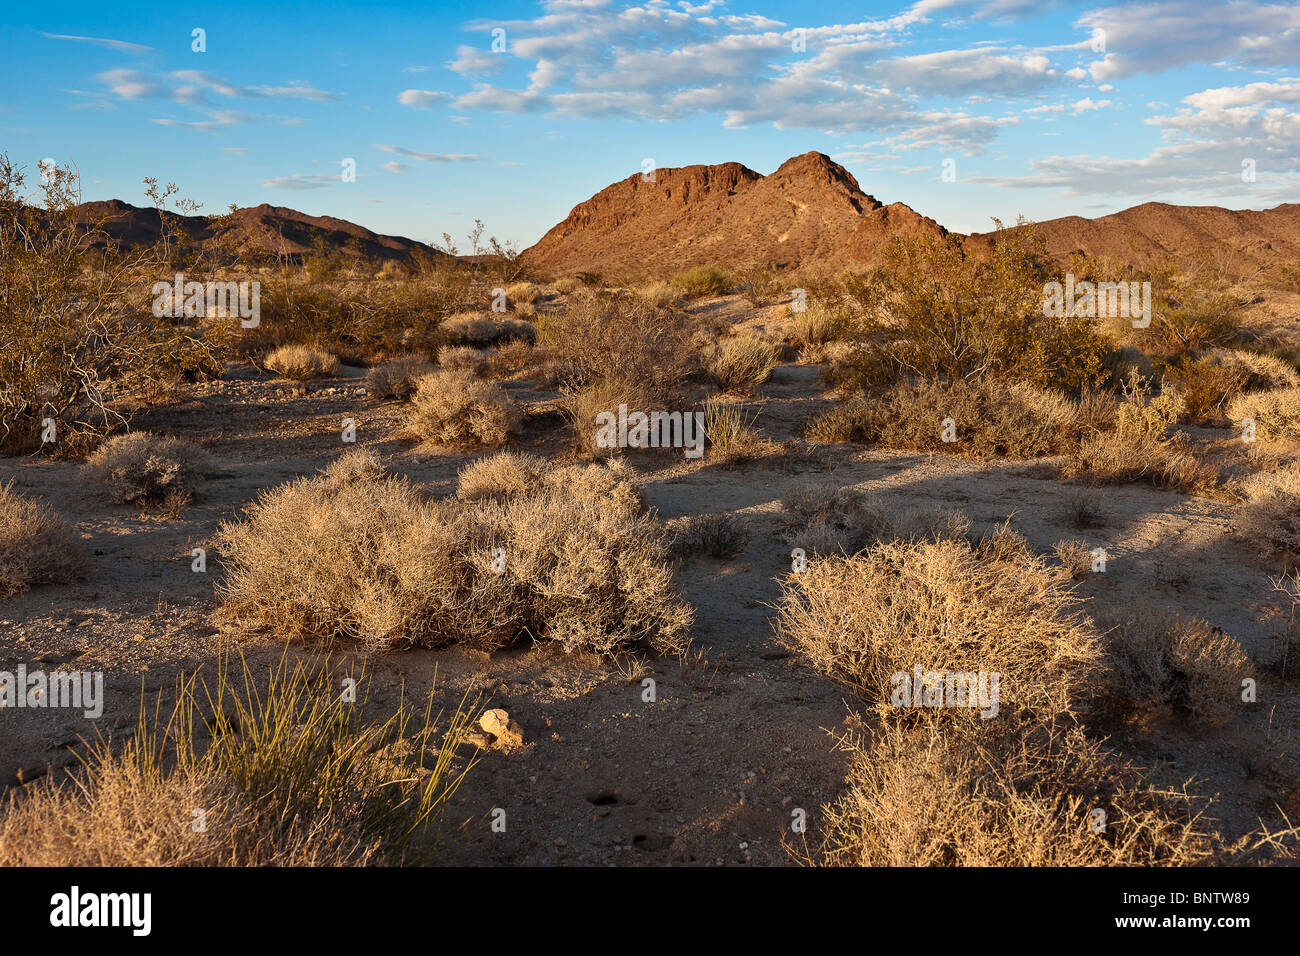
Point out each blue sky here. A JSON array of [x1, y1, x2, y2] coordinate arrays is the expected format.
[[2, 0, 1297, 246]]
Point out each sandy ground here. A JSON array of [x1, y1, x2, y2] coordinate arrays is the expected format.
[[2, 297, 1298, 866]]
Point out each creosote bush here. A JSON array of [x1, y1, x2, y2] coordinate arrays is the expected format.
[[672, 266, 730, 297], [0, 654, 480, 866], [0, 482, 88, 600], [84, 432, 211, 506], [408, 370, 522, 447], [366, 354, 434, 401], [264, 344, 340, 381], [215, 450, 691, 655]]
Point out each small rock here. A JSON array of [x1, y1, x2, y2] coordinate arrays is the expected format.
[[480, 709, 510, 737]]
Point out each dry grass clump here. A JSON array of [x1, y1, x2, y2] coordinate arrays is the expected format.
[[1228, 387, 1300, 444], [0, 654, 479, 866], [440, 312, 536, 348], [667, 512, 750, 559], [366, 354, 434, 400], [806, 379, 1080, 459], [672, 266, 730, 297], [553, 276, 579, 294], [635, 279, 685, 310], [779, 481, 972, 556], [506, 281, 540, 307], [701, 399, 774, 464], [1098, 608, 1251, 726], [84, 432, 211, 506], [788, 301, 848, 350], [264, 344, 340, 381], [811, 719, 1222, 866], [709, 335, 779, 393], [437, 345, 491, 377], [1238, 463, 1300, 558], [775, 534, 1102, 722], [408, 370, 522, 447], [0, 482, 87, 600], [215, 451, 691, 655]]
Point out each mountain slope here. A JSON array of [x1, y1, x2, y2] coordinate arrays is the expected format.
[[519, 151, 948, 274]]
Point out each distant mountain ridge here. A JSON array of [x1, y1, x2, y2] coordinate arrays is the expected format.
[[72, 155, 1300, 280]]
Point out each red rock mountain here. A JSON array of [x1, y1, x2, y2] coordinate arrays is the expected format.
[[519, 151, 949, 274], [75, 199, 436, 262]]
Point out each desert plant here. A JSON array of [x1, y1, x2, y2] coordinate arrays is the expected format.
[[0, 156, 227, 450], [1099, 608, 1251, 726], [456, 451, 550, 502], [0, 482, 88, 600], [408, 370, 522, 447], [709, 335, 779, 393], [84, 432, 211, 506], [1238, 463, 1300, 558], [636, 279, 685, 310], [806, 379, 1080, 459], [553, 277, 579, 294], [775, 534, 1103, 722], [1053, 538, 1095, 579], [672, 266, 730, 297], [437, 346, 490, 377], [560, 378, 653, 458], [506, 281, 540, 307], [215, 451, 691, 655], [810, 718, 1226, 866], [1228, 387, 1300, 444], [366, 354, 434, 400], [833, 225, 1115, 392], [264, 344, 340, 381], [0, 653, 481, 866], [789, 301, 847, 350], [701, 398, 769, 462], [440, 313, 535, 348], [667, 512, 751, 559]]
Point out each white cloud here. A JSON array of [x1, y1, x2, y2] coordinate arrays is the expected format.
[[42, 33, 153, 55], [398, 89, 453, 109], [373, 144, 483, 162]]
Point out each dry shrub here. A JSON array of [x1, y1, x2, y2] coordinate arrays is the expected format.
[[709, 335, 779, 393], [553, 277, 579, 294], [408, 370, 522, 447], [84, 432, 211, 506], [215, 451, 691, 655], [1238, 463, 1300, 557], [667, 512, 750, 559], [1099, 608, 1251, 726], [0, 482, 87, 600], [264, 344, 340, 381], [0, 654, 479, 866], [1053, 538, 1095, 579], [1220, 349, 1300, 391], [779, 481, 971, 556], [775, 535, 1102, 722], [1064, 430, 1212, 493], [806, 379, 1079, 459], [506, 281, 540, 306], [366, 354, 434, 400], [672, 266, 730, 297], [1228, 387, 1300, 444], [456, 450, 550, 502], [440, 312, 536, 348], [813, 719, 1222, 866], [437, 345, 490, 377], [537, 291, 699, 401]]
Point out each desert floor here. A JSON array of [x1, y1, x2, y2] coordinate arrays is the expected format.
[[3, 294, 1297, 866]]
